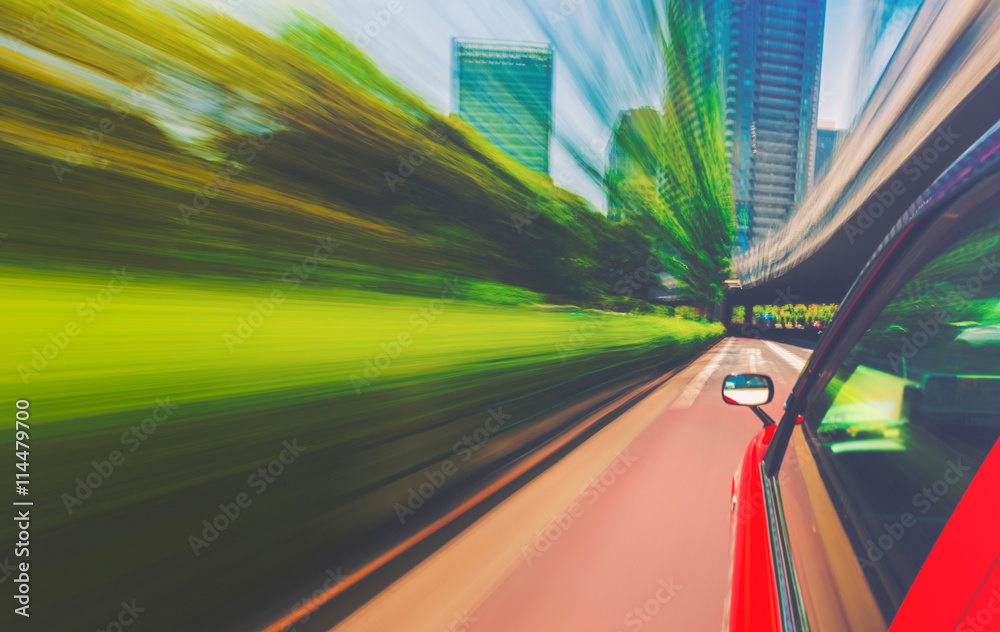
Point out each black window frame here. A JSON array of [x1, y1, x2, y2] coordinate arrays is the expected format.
[[757, 150, 1000, 630], [764, 157, 1000, 477]]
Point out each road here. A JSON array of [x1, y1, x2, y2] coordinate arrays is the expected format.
[[328, 336, 811, 632]]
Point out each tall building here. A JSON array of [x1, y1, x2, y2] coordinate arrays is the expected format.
[[451, 38, 553, 174], [814, 122, 846, 181], [717, 0, 827, 246], [702, 0, 731, 92], [606, 107, 666, 221]]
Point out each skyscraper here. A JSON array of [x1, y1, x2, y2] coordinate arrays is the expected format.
[[606, 107, 666, 221], [702, 0, 731, 92], [715, 0, 827, 246], [814, 122, 845, 181], [451, 38, 553, 174]]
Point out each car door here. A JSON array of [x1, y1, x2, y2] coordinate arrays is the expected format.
[[765, 180, 1000, 630]]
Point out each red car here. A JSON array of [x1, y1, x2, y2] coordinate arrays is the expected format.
[[721, 150, 1000, 630]]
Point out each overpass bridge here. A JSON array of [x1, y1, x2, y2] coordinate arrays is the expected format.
[[725, 0, 1000, 312]]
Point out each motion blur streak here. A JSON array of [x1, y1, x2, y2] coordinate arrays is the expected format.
[[258, 359, 684, 632], [328, 338, 810, 632], [305, 0, 666, 204], [0, 1, 729, 630], [734, 0, 1000, 291]]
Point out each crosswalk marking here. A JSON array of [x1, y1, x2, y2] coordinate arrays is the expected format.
[[670, 339, 733, 409], [763, 340, 807, 371], [741, 347, 761, 373]]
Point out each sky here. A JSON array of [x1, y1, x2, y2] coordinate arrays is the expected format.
[[820, 0, 865, 128], [230, 0, 891, 211], [307, 0, 664, 211]]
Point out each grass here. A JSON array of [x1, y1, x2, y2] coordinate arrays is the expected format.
[[2, 269, 723, 632], [5, 270, 722, 425]]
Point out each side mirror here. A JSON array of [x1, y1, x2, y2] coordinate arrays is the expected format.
[[722, 373, 774, 406]]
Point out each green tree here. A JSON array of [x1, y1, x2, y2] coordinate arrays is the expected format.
[[625, 0, 735, 318]]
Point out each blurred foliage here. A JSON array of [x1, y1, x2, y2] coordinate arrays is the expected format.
[[1, 275, 722, 631], [1, 277, 722, 425], [856, 213, 1000, 376], [0, 1, 663, 304], [607, 296, 705, 321], [0, 3, 726, 630], [462, 280, 546, 305], [730, 303, 840, 326], [606, 0, 736, 315]]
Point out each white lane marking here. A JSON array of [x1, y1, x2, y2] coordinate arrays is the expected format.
[[764, 341, 806, 371], [741, 347, 761, 373], [786, 345, 812, 360], [670, 339, 732, 409]]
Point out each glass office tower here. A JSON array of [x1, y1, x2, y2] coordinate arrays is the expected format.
[[452, 38, 553, 174], [814, 124, 846, 181], [713, 0, 827, 246]]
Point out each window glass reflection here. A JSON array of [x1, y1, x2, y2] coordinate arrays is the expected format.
[[780, 208, 1000, 627]]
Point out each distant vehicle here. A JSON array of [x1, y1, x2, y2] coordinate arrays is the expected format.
[[721, 140, 1000, 631], [755, 313, 777, 330]]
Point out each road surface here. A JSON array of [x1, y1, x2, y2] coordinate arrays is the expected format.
[[329, 336, 811, 632]]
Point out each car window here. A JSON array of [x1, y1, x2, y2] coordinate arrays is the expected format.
[[776, 204, 1000, 630]]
